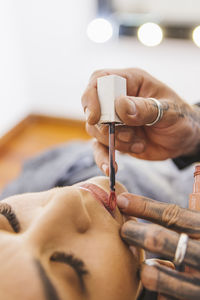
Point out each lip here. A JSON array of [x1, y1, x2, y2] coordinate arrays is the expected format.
[[78, 183, 115, 217]]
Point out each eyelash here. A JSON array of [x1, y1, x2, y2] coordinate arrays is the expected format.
[[0, 203, 20, 233], [50, 252, 88, 287]]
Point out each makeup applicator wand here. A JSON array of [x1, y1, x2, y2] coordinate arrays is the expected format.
[[108, 122, 116, 209], [97, 75, 127, 210]]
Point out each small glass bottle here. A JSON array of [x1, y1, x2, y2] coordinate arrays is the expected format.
[[189, 165, 200, 211]]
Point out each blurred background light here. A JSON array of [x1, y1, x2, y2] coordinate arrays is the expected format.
[[137, 22, 163, 47], [192, 25, 200, 47], [87, 18, 113, 43]]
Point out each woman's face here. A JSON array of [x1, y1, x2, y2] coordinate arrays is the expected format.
[[0, 176, 141, 300]]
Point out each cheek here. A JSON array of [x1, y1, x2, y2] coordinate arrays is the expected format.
[[0, 254, 44, 300], [81, 233, 140, 300], [106, 240, 140, 299]]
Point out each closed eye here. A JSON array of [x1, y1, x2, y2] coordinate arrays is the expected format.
[[50, 251, 88, 291], [0, 203, 20, 233]]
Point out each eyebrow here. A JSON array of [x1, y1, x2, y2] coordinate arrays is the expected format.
[[34, 259, 61, 300]]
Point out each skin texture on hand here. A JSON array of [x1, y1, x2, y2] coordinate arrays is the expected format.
[[82, 68, 200, 173], [117, 192, 200, 299]]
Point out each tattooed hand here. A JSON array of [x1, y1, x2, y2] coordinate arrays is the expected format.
[[81, 68, 200, 174], [117, 193, 200, 300]]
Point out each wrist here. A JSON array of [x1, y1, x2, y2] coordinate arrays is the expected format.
[[187, 104, 200, 153], [176, 103, 200, 157]]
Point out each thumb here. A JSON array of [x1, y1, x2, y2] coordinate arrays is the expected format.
[[116, 192, 153, 217], [116, 192, 131, 211], [115, 96, 162, 126]]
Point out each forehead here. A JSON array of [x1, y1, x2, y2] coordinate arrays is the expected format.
[[0, 235, 44, 300]]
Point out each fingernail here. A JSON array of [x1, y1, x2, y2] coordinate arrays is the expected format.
[[95, 124, 108, 135], [117, 131, 132, 142], [114, 162, 118, 173], [117, 195, 129, 208], [94, 124, 101, 130], [85, 108, 90, 121], [102, 163, 108, 175], [127, 98, 136, 115], [131, 142, 144, 153], [144, 259, 159, 267]]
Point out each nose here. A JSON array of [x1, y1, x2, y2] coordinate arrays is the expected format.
[[24, 188, 91, 251]]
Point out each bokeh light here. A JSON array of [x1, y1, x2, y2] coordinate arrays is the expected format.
[[137, 22, 163, 47], [192, 25, 200, 47], [87, 18, 113, 43]]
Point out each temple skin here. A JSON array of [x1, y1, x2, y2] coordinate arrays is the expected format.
[[0, 176, 143, 300]]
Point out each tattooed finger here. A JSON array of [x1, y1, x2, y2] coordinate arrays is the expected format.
[[117, 193, 200, 238], [140, 261, 200, 300], [121, 221, 200, 270]]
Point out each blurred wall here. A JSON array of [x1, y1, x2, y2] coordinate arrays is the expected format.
[[0, 0, 28, 135], [113, 0, 200, 22], [0, 0, 200, 136]]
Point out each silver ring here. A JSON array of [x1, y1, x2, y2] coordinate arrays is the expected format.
[[173, 233, 189, 265], [145, 98, 163, 126]]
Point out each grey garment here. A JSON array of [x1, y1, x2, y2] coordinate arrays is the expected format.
[[0, 141, 195, 208]]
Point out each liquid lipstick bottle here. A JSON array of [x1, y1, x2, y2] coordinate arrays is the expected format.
[[189, 165, 200, 211], [185, 165, 200, 275]]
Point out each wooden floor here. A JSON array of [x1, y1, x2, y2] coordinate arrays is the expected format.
[[0, 114, 90, 192]]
